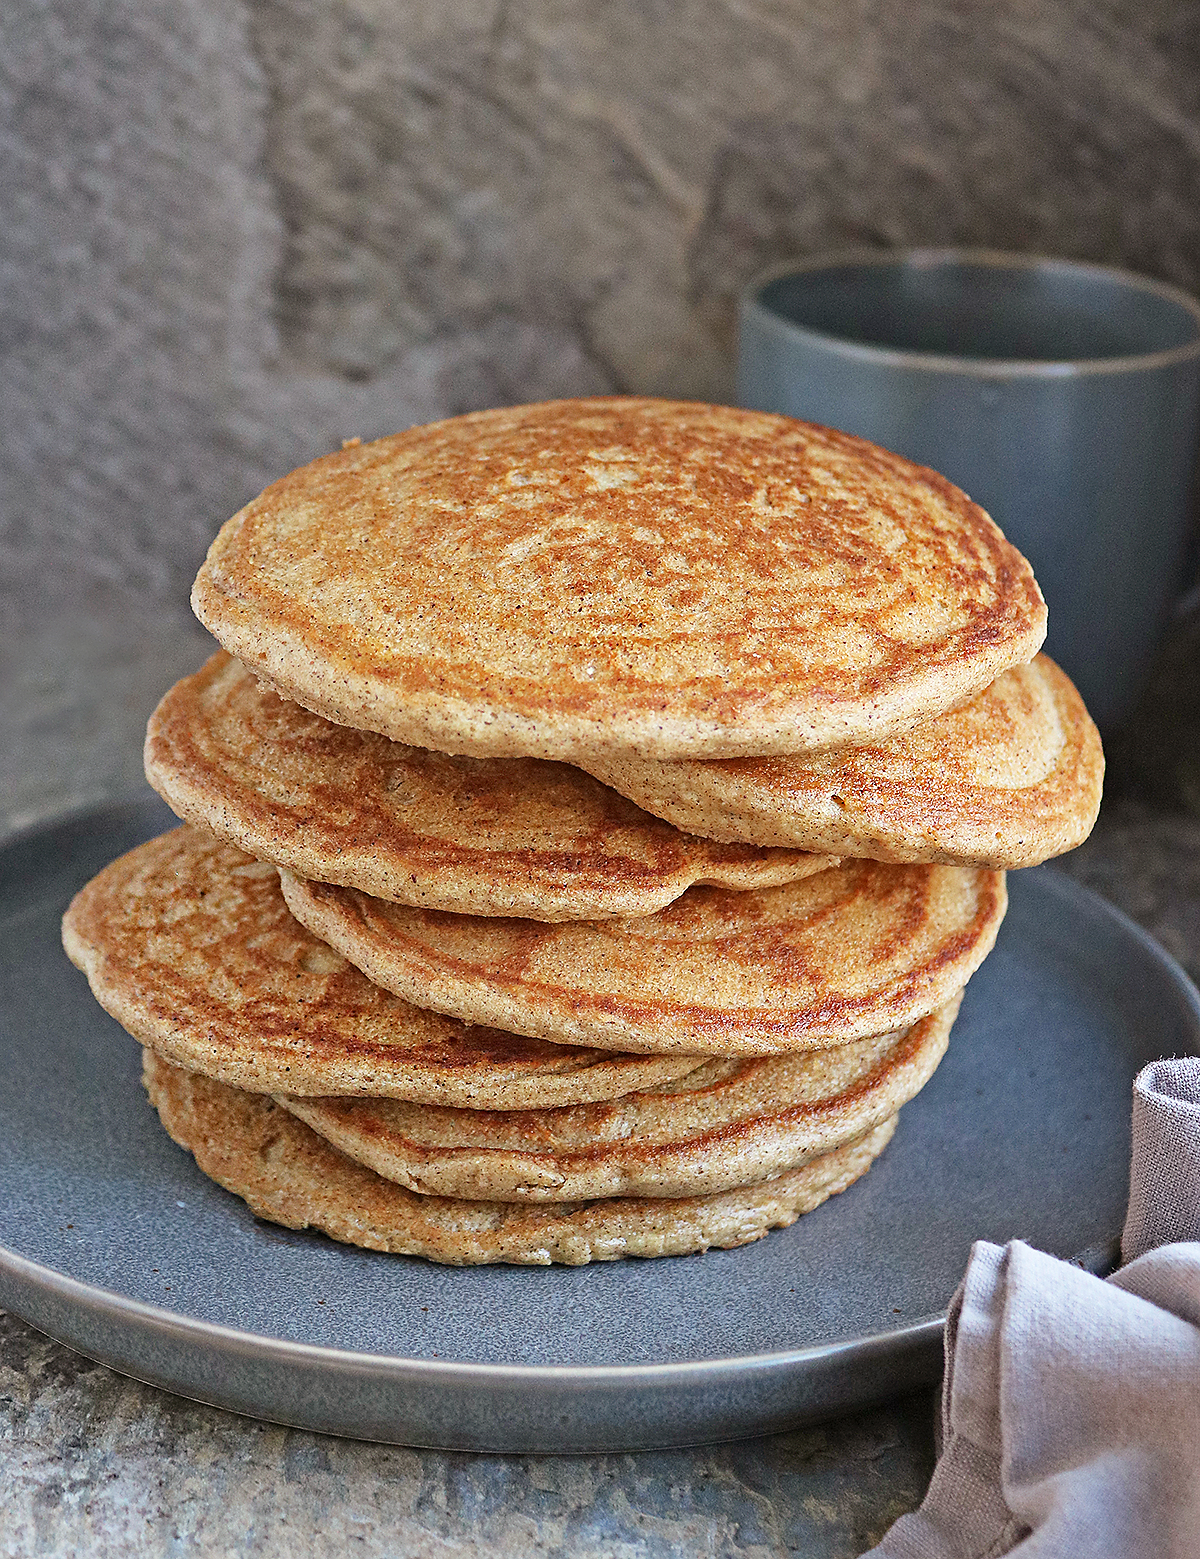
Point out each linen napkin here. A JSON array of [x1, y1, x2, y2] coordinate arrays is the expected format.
[[865, 1056, 1200, 1559]]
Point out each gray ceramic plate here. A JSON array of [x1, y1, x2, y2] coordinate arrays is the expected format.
[[2, 799, 1198, 1453]]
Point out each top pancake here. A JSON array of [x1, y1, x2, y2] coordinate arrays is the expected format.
[[145, 652, 832, 920], [192, 398, 1047, 763], [585, 655, 1103, 868]]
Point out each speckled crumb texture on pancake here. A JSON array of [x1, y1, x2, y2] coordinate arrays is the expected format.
[[585, 655, 1103, 868], [143, 1051, 898, 1266], [277, 995, 958, 1202], [280, 861, 1005, 1055], [192, 398, 1046, 763], [145, 652, 833, 921], [62, 827, 705, 1107]]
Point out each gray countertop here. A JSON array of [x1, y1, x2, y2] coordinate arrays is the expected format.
[[3, 586, 1200, 1556]]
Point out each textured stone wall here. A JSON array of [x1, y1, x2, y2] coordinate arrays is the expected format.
[[4, 0, 1199, 603]]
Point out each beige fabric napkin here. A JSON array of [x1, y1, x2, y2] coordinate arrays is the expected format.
[[866, 1057, 1200, 1559]]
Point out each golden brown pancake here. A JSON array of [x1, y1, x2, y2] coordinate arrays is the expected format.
[[585, 656, 1104, 868], [145, 653, 833, 921], [62, 828, 705, 1107], [280, 860, 1005, 1055], [278, 995, 957, 1202], [144, 1051, 897, 1265], [192, 398, 1046, 763]]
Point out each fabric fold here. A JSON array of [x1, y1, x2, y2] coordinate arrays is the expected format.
[[1122, 1057, 1200, 1262], [866, 1056, 1200, 1559]]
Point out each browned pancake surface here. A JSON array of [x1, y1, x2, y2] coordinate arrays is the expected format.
[[281, 860, 1005, 1054], [144, 1052, 897, 1265], [62, 828, 704, 1106], [586, 656, 1103, 867], [146, 653, 832, 920], [279, 996, 957, 1201], [192, 399, 1046, 762]]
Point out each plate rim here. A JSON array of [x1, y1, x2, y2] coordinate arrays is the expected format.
[[0, 1241, 946, 1386]]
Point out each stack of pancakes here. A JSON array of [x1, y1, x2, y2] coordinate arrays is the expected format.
[[62, 399, 1103, 1265]]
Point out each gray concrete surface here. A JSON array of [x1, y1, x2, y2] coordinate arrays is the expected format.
[[0, 1312, 937, 1557]]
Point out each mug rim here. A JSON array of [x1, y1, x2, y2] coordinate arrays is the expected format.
[[741, 247, 1200, 377]]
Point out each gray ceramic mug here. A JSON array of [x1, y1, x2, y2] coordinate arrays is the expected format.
[[738, 249, 1200, 728]]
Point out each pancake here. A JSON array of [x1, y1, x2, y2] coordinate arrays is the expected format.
[[145, 652, 833, 921], [585, 656, 1104, 868], [277, 995, 957, 1201], [191, 398, 1046, 763], [280, 860, 1005, 1055], [144, 1051, 897, 1265], [62, 828, 705, 1107]]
